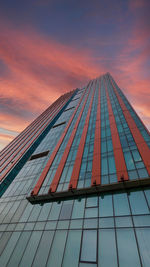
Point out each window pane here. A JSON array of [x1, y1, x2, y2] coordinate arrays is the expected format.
[[99, 194, 113, 217], [86, 197, 98, 207], [108, 156, 116, 174], [62, 230, 82, 267], [59, 203, 73, 220], [7, 232, 31, 267], [129, 190, 149, 215], [101, 158, 108, 175], [113, 192, 130, 216], [19, 231, 42, 267], [32, 231, 54, 267], [136, 228, 150, 267], [85, 208, 98, 218], [98, 229, 117, 267], [48, 202, 62, 220], [0, 232, 21, 266], [72, 199, 85, 219], [132, 150, 141, 162], [80, 230, 97, 262], [117, 229, 141, 267], [47, 230, 67, 267], [124, 151, 135, 170]]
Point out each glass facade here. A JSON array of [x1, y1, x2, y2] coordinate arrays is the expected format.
[[0, 73, 150, 266]]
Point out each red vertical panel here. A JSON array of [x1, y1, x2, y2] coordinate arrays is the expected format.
[[105, 80, 129, 182], [49, 84, 91, 193], [91, 80, 101, 186], [69, 85, 95, 189], [0, 92, 74, 182], [111, 80, 150, 176], [31, 86, 89, 195]]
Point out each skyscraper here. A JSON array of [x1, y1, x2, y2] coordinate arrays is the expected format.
[[0, 73, 150, 266]]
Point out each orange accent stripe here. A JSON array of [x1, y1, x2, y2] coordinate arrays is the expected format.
[[0, 92, 73, 181], [105, 80, 129, 181], [69, 85, 96, 189], [49, 84, 92, 193], [110, 80, 150, 176], [91, 80, 101, 185], [31, 86, 89, 195]]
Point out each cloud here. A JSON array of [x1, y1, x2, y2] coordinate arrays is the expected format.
[[0, 21, 103, 150], [0, 6, 150, 151]]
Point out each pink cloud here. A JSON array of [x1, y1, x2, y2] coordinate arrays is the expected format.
[[0, 15, 150, 151]]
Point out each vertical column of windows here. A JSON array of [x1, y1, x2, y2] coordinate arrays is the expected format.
[[100, 79, 117, 184], [56, 83, 95, 191], [110, 76, 150, 148], [35, 87, 89, 194], [0, 92, 74, 182], [105, 75, 149, 180], [77, 81, 98, 189]]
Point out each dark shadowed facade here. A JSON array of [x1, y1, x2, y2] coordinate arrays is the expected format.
[[0, 73, 150, 266]]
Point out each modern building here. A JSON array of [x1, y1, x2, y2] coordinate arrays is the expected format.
[[0, 73, 150, 267]]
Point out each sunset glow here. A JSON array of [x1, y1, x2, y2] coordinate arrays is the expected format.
[[0, 0, 150, 150]]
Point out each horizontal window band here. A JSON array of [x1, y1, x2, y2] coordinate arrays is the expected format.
[[27, 177, 150, 205], [52, 121, 66, 128], [29, 151, 49, 160], [64, 106, 75, 112], [71, 97, 80, 102]]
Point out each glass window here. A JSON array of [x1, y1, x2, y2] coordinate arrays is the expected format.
[[0, 232, 12, 255], [136, 228, 150, 267], [113, 192, 130, 216], [38, 203, 52, 221], [70, 219, 83, 229], [124, 151, 135, 170], [7, 232, 31, 267], [144, 189, 150, 207], [137, 168, 148, 178], [72, 199, 85, 219], [84, 219, 98, 229], [59, 203, 73, 220], [99, 194, 113, 217], [85, 208, 98, 218], [19, 231, 42, 267], [107, 139, 113, 152], [62, 230, 82, 267], [98, 229, 117, 267], [80, 230, 97, 262], [0, 232, 21, 266], [115, 216, 133, 227], [32, 231, 54, 267], [46, 230, 67, 267], [117, 229, 141, 267], [133, 215, 150, 227], [108, 156, 116, 174], [99, 217, 114, 228], [48, 202, 62, 220], [132, 150, 141, 162], [101, 158, 108, 175], [86, 197, 98, 208], [129, 190, 149, 215], [101, 142, 107, 153]]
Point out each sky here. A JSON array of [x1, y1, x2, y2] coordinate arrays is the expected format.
[[0, 0, 150, 150]]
